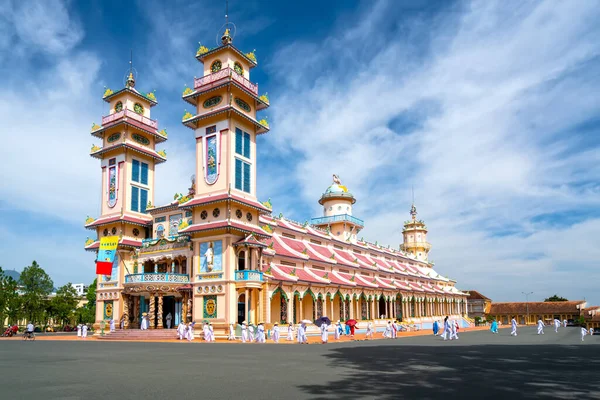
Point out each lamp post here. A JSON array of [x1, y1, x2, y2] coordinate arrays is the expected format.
[[522, 292, 533, 325]]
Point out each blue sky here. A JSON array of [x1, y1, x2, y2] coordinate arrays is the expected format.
[[1, 0, 600, 305]]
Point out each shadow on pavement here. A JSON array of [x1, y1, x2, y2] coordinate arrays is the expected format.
[[298, 345, 600, 399]]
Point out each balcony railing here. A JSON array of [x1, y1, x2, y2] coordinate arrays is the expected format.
[[235, 270, 263, 282], [193, 67, 258, 95], [124, 273, 190, 284], [310, 214, 365, 227], [101, 109, 158, 130]]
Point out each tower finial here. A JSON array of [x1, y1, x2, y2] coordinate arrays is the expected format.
[[410, 185, 417, 220], [126, 50, 135, 88], [221, 0, 233, 45]]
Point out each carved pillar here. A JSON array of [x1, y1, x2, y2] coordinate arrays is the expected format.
[[122, 294, 129, 329], [245, 289, 249, 323], [182, 292, 188, 323], [133, 296, 140, 328], [149, 295, 156, 329], [187, 294, 193, 323], [330, 297, 334, 320], [157, 294, 164, 329], [244, 248, 249, 271], [299, 296, 304, 322], [171, 261, 175, 274]]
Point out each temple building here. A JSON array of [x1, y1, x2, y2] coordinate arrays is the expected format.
[[84, 27, 469, 335]]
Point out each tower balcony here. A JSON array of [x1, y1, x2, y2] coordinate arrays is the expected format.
[[193, 67, 258, 95], [310, 214, 364, 228], [124, 273, 190, 284], [101, 109, 158, 131], [400, 241, 432, 251], [234, 270, 263, 289]]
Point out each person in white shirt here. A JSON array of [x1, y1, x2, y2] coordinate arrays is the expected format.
[[208, 323, 215, 342], [166, 313, 172, 329], [76, 324, 82, 338], [241, 322, 248, 343], [334, 321, 341, 340], [320, 323, 328, 344], [82, 324, 88, 338], [554, 319, 560, 333], [186, 322, 194, 341], [177, 321, 186, 340], [581, 325, 588, 342], [272, 323, 280, 343], [563, 319, 568, 327], [589, 327, 594, 336], [537, 318, 545, 335], [228, 323, 236, 340], [109, 319, 115, 333], [366, 322, 374, 339], [257, 323, 266, 343], [248, 324, 255, 342], [26, 322, 35, 339], [510, 317, 518, 336], [286, 323, 294, 341]]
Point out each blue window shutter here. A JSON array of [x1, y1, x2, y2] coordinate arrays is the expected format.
[[243, 161, 251, 193], [131, 186, 139, 212], [141, 162, 149, 185], [235, 159, 242, 190], [235, 128, 243, 155], [132, 159, 140, 182], [243, 132, 250, 158], [140, 189, 148, 213]]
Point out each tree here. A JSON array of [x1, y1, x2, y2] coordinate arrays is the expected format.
[[0, 267, 21, 329], [50, 284, 79, 326], [19, 261, 54, 324], [544, 295, 568, 302], [74, 278, 97, 324]]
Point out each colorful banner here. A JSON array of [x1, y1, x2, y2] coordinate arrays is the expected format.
[[96, 236, 119, 275]]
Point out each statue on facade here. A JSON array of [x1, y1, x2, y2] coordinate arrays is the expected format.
[[205, 242, 214, 272]]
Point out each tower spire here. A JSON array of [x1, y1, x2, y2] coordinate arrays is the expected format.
[[410, 185, 417, 221], [221, 0, 233, 45], [126, 49, 135, 88]]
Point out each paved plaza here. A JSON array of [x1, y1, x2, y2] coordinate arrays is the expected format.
[[1, 327, 599, 400]]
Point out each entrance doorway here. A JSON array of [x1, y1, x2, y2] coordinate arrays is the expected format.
[[238, 294, 246, 325], [379, 297, 387, 318], [162, 296, 175, 329]]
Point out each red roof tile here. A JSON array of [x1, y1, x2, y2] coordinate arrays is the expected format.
[[489, 301, 586, 315], [180, 193, 271, 212], [86, 214, 151, 229]]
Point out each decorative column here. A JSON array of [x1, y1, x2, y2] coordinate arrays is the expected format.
[[122, 294, 129, 329], [171, 261, 175, 273], [266, 290, 271, 323], [299, 296, 304, 322], [157, 294, 164, 329], [182, 293, 188, 323], [341, 297, 346, 321], [154, 263, 158, 273], [330, 296, 334, 320], [245, 289, 249, 323], [348, 297, 353, 319], [133, 297, 140, 327], [149, 295, 156, 329], [187, 293, 193, 323]]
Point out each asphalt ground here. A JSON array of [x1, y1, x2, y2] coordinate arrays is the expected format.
[[1, 326, 598, 400]]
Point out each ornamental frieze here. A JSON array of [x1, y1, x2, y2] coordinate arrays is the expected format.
[[140, 235, 191, 254]]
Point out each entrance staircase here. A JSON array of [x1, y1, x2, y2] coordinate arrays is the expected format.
[[97, 329, 178, 341]]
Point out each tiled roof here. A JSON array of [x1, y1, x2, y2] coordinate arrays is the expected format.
[[179, 192, 271, 212], [179, 220, 270, 237], [466, 290, 491, 301], [489, 301, 586, 315], [86, 214, 152, 230]]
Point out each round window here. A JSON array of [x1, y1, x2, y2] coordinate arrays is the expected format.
[[115, 101, 123, 112], [134, 103, 144, 115], [133, 228, 139, 237], [329, 206, 332, 211], [236, 209, 242, 218], [103, 228, 108, 236], [234, 62, 244, 76], [211, 60, 222, 73], [200, 210, 208, 220], [111, 227, 117, 235], [212, 208, 220, 218], [246, 212, 252, 222]]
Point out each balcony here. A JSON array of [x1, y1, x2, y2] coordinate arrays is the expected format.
[[101, 109, 158, 130], [235, 270, 263, 282], [140, 235, 191, 254], [124, 273, 190, 284], [310, 214, 365, 227], [400, 241, 432, 251], [193, 67, 258, 96]]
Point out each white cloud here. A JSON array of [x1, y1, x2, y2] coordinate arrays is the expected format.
[[265, 1, 600, 304]]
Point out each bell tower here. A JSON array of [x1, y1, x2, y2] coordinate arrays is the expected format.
[[400, 204, 431, 263]]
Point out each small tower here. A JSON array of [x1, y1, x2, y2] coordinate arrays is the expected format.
[[400, 204, 431, 263], [311, 174, 364, 242]]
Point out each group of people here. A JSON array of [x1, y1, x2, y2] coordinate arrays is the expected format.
[[432, 317, 460, 340], [76, 324, 89, 338], [487, 316, 595, 341], [176, 321, 216, 342]]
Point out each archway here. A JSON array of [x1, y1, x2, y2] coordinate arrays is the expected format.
[[238, 251, 246, 271], [396, 294, 403, 321], [237, 293, 246, 325], [360, 294, 368, 320], [378, 295, 387, 318], [410, 296, 416, 318]]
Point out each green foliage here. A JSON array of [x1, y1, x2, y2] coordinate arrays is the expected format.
[[50, 283, 79, 326], [544, 294, 568, 302], [18, 261, 54, 324], [0, 267, 21, 329]]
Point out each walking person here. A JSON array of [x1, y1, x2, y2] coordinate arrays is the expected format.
[[320, 323, 328, 344], [248, 324, 255, 342], [554, 318, 560, 333], [366, 321, 374, 340], [76, 324, 82, 339], [82, 324, 88, 339], [392, 320, 398, 338], [537, 318, 545, 335], [241, 322, 248, 343], [510, 316, 518, 336], [334, 321, 341, 340], [109, 319, 116, 333], [433, 320, 439, 336], [186, 322, 194, 341], [120, 316, 125, 330], [581, 325, 588, 342], [450, 320, 458, 340], [286, 322, 294, 341], [166, 313, 172, 329], [442, 316, 450, 340], [228, 323, 236, 340], [177, 321, 186, 340], [272, 323, 280, 343], [490, 319, 498, 334]]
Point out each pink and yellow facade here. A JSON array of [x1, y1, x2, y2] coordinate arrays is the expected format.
[[85, 29, 468, 335]]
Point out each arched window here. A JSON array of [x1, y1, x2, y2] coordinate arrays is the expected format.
[[238, 250, 246, 271], [156, 225, 165, 238]]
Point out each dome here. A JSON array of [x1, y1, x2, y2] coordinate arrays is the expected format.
[[325, 184, 349, 194]]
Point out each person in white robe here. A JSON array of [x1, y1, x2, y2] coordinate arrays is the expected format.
[[450, 320, 458, 340], [537, 318, 545, 335], [82, 324, 88, 338], [177, 321, 186, 340], [334, 321, 341, 340], [208, 323, 215, 342], [249, 325, 255, 342], [228, 323, 236, 340], [257, 323, 266, 343], [554, 319, 560, 333], [76, 324, 82, 338], [589, 327, 594, 336], [563, 319, 568, 327], [166, 313, 172, 329], [442, 317, 450, 341], [272, 323, 280, 343], [109, 319, 115, 333], [320, 323, 328, 344], [384, 321, 392, 338], [581, 326, 588, 342], [510, 316, 518, 336], [298, 323, 308, 344], [366, 322, 374, 339], [241, 322, 248, 343], [287, 323, 294, 341], [392, 321, 398, 339], [186, 322, 195, 341], [141, 315, 149, 330]]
